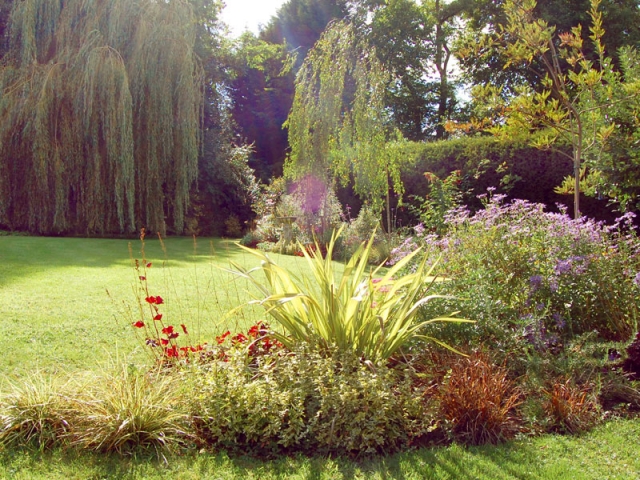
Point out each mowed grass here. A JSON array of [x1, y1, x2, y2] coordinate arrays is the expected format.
[[3, 235, 640, 479], [0, 417, 638, 479], [0, 235, 323, 378]]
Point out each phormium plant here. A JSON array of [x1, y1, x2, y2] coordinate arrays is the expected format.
[[228, 228, 471, 362]]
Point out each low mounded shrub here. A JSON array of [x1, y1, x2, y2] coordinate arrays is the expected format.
[[186, 345, 437, 456]]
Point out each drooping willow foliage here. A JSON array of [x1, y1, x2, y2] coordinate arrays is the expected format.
[[284, 20, 404, 214], [0, 0, 203, 234]]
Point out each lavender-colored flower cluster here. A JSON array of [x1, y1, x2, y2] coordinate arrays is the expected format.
[[395, 190, 640, 344]]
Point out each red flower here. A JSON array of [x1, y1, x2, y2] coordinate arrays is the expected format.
[[232, 333, 247, 344], [132, 321, 145, 328], [162, 325, 174, 335], [181, 324, 188, 335], [161, 338, 169, 345], [145, 296, 165, 305], [168, 332, 179, 340], [216, 331, 231, 344], [165, 346, 178, 358], [146, 262, 152, 268], [139, 276, 146, 281], [248, 324, 261, 338], [153, 314, 163, 321]]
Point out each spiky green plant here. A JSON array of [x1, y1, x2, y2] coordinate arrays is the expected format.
[[229, 229, 470, 362], [0, 372, 71, 449], [68, 365, 189, 455]]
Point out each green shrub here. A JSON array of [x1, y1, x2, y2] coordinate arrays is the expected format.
[[187, 345, 437, 456], [224, 215, 243, 237], [397, 136, 573, 217], [340, 205, 385, 260], [394, 196, 640, 355], [188, 349, 308, 455], [410, 170, 464, 235]]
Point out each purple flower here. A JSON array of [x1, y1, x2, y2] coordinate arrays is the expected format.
[[554, 259, 573, 275], [552, 312, 566, 329], [634, 272, 640, 288], [529, 275, 543, 291]]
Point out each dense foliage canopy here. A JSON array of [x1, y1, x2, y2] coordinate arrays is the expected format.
[[0, 0, 207, 235], [1, 0, 639, 235]]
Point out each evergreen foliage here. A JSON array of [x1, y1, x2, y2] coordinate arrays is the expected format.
[[397, 136, 578, 219], [0, 0, 203, 235]]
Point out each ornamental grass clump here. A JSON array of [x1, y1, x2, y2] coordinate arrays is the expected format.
[[228, 228, 469, 362], [438, 352, 522, 445], [67, 365, 189, 455], [0, 373, 72, 449], [543, 379, 601, 434]]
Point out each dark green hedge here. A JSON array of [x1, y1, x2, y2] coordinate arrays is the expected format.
[[394, 136, 616, 225]]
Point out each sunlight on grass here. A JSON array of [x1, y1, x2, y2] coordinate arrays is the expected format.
[[0, 236, 330, 378], [0, 418, 638, 479]]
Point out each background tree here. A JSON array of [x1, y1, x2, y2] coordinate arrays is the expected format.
[[261, 0, 349, 64], [285, 20, 405, 231], [228, 33, 294, 181], [351, 0, 463, 140], [187, 1, 261, 235], [456, 0, 640, 96], [0, 0, 203, 235], [0, 0, 13, 57], [466, 0, 640, 218], [224, 0, 348, 183]]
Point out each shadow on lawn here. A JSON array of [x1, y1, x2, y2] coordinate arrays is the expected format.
[[0, 440, 555, 480], [0, 235, 243, 287]]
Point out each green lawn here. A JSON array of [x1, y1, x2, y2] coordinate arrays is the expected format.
[[0, 417, 638, 479], [2, 235, 640, 479], [0, 235, 317, 378]]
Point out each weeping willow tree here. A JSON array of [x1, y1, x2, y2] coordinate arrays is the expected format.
[[0, 0, 203, 234], [284, 20, 404, 229]]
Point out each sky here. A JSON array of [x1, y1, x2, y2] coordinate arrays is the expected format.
[[220, 0, 288, 37]]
